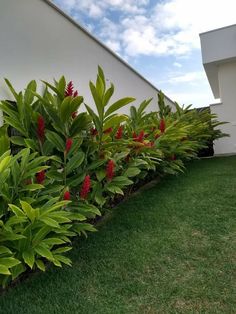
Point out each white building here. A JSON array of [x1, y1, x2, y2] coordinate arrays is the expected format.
[[200, 24, 236, 155], [0, 0, 174, 126]]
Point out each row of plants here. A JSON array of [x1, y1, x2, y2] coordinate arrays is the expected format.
[[0, 67, 225, 288]]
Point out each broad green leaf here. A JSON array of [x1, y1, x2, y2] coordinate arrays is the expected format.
[[89, 81, 103, 119], [53, 254, 72, 266], [0, 257, 21, 268], [0, 156, 11, 173], [66, 151, 84, 174], [20, 200, 36, 223], [4, 78, 19, 100], [24, 80, 37, 104], [0, 265, 11, 275], [46, 131, 65, 152], [95, 169, 106, 182], [10, 136, 25, 146], [74, 223, 97, 233], [11, 263, 26, 280], [57, 76, 66, 96], [20, 184, 44, 191], [112, 176, 133, 185], [103, 114, 128, 131], [85, 104, 101, 133], [103, 84, 114, 107], [35, 244, 54, 261], [124, 167, 141, 177], [105, 97, 135, 117], [22, 249, 35, 269], [39, 217, 60, 228], [36, 259, 46, 271], [106, 184, 124, 195], [9, 205, 29, 219], [0, 125, 10, 155], [0, 246, 12, 255], [60, 96, 72, 122]]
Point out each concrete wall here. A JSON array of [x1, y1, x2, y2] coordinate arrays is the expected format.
[[0, 0, 173, 127], [211, 61, 236, 155], [200, 24, 236, 99]]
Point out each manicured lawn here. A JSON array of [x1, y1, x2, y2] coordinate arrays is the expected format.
[[0, 156, 235, 314]]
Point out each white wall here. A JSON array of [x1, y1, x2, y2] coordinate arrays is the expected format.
[[200, 24, 236, 99], [0, 0, 173, 127], [210, 61, 236, 155]]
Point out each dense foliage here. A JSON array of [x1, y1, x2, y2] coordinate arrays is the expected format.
[[0, 67, 225, 287]]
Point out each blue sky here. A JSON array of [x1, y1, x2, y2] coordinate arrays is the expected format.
[[52, 0, 236, 108]]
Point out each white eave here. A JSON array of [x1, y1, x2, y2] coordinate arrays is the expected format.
[[200, 24, 236, 99]]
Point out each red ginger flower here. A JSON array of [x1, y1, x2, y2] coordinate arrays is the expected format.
[[106, 159, 115, 181], [103, 127, 113, 134], [36, 170, 45, 184], [132, 131, 137, 139], [72, 111, 77, 119], [80, 175, 91, 199], [136, 130, 145, 143], [65, 81, 73, 97], [159, 118, 166, 133], [37, 115, 45, 142], [65, 138, 73, 153], [65, 81, 78, 98], [63, 190, 71, 200], [90, 128, 98, 136], [115, 126, 123, 139]]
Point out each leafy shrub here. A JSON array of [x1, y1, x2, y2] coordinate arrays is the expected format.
[[0, 66, 226, 287]]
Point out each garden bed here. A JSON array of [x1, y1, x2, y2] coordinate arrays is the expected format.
[[0, 156, 235, 313]]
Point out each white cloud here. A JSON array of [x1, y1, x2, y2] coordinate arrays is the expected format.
[[153, 0, 236, 51], [173, 62, 182, 68], [54, 0, 148, 18], [169, 71, 206, 84], [55, 0, 236, 57]]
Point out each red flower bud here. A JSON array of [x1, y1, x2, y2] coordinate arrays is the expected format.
[[71, 111, 77, 119], [65, 138, 73, 153], [132, 131, 137, 139], [36, 170, 45, 184], [136, 130, 145, 143], [80, 175, 91, 199], [115, 126, 123, 139], [65, 81, 78, 98], [73, 90, 78, 97], [103, 127, 113, 134], [65, 81, 74, 97], [37, 115, 45, 142], [63, 190, 71, 200], [90, 128, 98, 136], [106, 160, 115, 181], [159, 119, 166, 133]]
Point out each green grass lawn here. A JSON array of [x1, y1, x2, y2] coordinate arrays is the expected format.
[[0, 156, 235, 314]]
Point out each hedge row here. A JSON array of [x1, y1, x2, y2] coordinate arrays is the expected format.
[[0, 67, 225, 288]]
